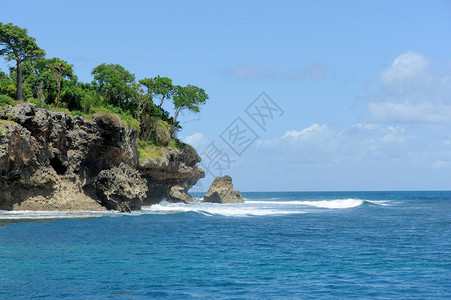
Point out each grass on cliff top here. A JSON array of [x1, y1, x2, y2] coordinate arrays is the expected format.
[[0, 119, 19, 135], [67, 105, 140, 131], [137, 140, 167, 161], [88, 106, 140, 131], [0, 97, 140, 131], [137, 138, 190, 162]]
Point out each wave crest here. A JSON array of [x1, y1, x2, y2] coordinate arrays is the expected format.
[[246, 198, 364, 209]]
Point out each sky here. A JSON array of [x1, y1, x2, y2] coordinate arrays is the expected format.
[[1, 0, 451, 191]]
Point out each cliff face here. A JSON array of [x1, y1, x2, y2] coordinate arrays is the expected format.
[[0, 103, 204, 212]]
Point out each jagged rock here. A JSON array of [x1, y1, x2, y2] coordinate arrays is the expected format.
[[0, 103, 205, 211], [169, 186, 193, 202], [0, 103, 139, 211], [169, 167, 205, 202], [95, 163, 147, 212], [204, 175, 244, 204], [140, 144, 204, 204]]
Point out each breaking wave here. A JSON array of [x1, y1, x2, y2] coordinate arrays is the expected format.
[[141, 201, 306, 217], [0, 210, 122, 220], [0, 198, 389, 221], [246, 198, 364, 209]]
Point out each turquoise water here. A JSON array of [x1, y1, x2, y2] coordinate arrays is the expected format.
[[1, 191, 450, 299]]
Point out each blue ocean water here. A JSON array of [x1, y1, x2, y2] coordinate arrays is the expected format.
[[0, 191, 450, 299]]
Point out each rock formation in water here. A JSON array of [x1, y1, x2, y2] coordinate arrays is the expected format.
[[203, 175, 244, 203], [0, 103, 204, 212]]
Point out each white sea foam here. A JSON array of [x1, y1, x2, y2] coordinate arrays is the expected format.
[[0, 198, 371, 220], [0, 210, 122, 220], [246, 198, 364, 209], [366, 200, 391, 206], [142, 202, 306, 217]]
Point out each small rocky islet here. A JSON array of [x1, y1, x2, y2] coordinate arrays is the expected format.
[[0, 103, 242, 212]]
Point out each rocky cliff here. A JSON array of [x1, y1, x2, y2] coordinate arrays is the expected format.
[[0, 103, 204, 212]]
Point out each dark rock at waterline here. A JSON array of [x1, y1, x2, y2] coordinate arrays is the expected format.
[[203, 175, 243, 204], [169, 167, 205, 203], [95, 163, 147, 212]]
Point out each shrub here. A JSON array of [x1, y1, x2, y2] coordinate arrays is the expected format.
[[99, 106, 139, 130], [168, 138, 185, 150], [27, 97, 44, 107], [155, 118, 170, 146], [0, 94, 15, 106], [140, 116, 170, 146], [93, 112, 122, 127]]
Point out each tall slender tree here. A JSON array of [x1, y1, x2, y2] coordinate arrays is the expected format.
[[44, 58, 73, 108], [0, 22, 45, 100], [170, 84, 208, 136]]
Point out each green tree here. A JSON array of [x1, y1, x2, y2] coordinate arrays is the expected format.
[[170, 84, 208, 136], [46, 59, 67, 108], [139, 75, 174, 109], [132, 82, 148, 123], [0, 22, 46, 100], [91, 63, 135, 110], [18, 57, 77, 108], [0, 69, 15, 99], [139, 77, 155, 96]]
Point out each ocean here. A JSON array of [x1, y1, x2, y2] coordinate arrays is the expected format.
[[0, 191, 450, 299]]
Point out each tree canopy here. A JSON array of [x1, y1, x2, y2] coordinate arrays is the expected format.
[[170, 84, 208, 136], [0, 23, 210, 145], [139, 75, 175, 109], [91, 63, 135, 110], [0, 22, 46, 100]]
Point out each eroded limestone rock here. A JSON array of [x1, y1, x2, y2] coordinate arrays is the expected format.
[[204, 175, 243, 204], [95, 163, 147, 212], [0, 103, 204, 211]]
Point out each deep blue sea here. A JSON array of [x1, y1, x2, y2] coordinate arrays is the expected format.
[[1, 191, 450, 299]]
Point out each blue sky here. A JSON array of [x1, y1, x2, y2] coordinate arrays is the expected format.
[[1, 0, 451, 191]]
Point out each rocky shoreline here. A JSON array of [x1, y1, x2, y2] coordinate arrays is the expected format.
[[0, 103, 205, 212]]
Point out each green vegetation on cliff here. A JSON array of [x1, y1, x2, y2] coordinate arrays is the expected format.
[[0, 119, 18, 135], [137, 138, 189, 163], [0, 22, 208, 158]]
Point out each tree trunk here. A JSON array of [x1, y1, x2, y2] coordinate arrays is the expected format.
[[16, 60, 23, 101], [170, 109, 180, 137], [56, 80, 61, 108], [158, 95, 165, 109]]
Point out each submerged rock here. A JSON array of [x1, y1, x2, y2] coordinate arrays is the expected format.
[[203, 175, 243, 204]]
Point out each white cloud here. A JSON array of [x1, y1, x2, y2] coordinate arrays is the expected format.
[[363, 51, 451, 124], [383, 126, 407, 143], [260, 122, 413, 163], [244, 119, 450, 190], [380, 51, 429, 83], [182, 132, 209, 149], [282, 124, 329, 139], [232, 53, 451, 190]]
